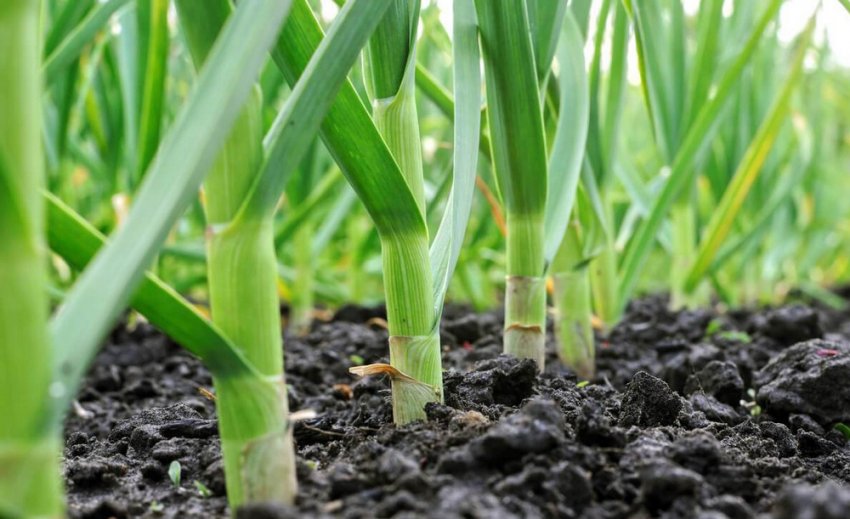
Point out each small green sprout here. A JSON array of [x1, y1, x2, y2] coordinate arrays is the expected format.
[[349, 354, 365, 366], [168, 461, 182, 487], [194, 480, 212, 498], [576, 380, 590, 388], [741, 388, 762, 416], [705, 318, 723, 336], [149, 501, 164, 513]]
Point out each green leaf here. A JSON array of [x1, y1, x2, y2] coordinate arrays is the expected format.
[[113, 5, 142, 175], [569, 0, 593, 40], [476, 0, 548, 223], [543, 9, 589, 267], [49, 0, 293, 421], [684, 0, 724, 130], [235, 0, 396, 221], [684, 17, 816, 291], [429, 0, 481, 319], [527, 0, 567, 83], [629, 0, 686, 163], [168, 461, 182, 487], [618, 0, 783, 308], [134, 0, 169, 179], [194, 480, 212, 498], [42, 0, 133, 84], [44, 0, 96, 58], [584, 0, 627, 189], [708, 108, 813, 277], [271, 0, 425, 240], [45, 192, 255, 379]]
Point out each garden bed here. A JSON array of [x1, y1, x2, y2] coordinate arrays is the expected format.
[[64, 292, 850, 518]]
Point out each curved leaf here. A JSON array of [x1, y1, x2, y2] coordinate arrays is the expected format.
[[684, 18, 816, 290], [45, 192, 255, 378], [543, 9, 589, 267], [270, 0, 425, 240], [430, 0, 481, 319], [42, 0, 133, 83]]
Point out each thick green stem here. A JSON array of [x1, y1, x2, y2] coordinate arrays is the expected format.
[[371, 88, 425, 214], [366, 0, 441, 424], [475, 1, 549, 370], [504, 213, 546, 369], [552, 219, 595, 378], [208, 221, 282, 373], [213, 373, 295, 507], [202, 86, 295, 505], [207, 217, 295, 506], [177, 0, 298, 495], [589, 241, 619, 331], [382, 234, 440, 422], [0, 1, 64, 516], [553, 270, 595, 379], [504, 275, 547, 368], [388, 334, 441, 423]]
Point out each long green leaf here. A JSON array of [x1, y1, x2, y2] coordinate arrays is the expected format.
[[271, 0, 425, 240], [429, 0, 480, 318], [528, 0, 567, 83], [44, 0, 95, 58], [543, 9, 589, 266], [618, 0, 783, 307], [42, 0, 132, 83], [414, 62, 492, 156], [0, 0, 63, 512], [45, 192, 255, 377], [599, 1, 629, 181], [685, 0, 724, 129], [238, 0, 395, 221], [114, 5, 142, 176], [134, 0, 169, 178], [50, 0, 292, 418], [476, 0, 548, 227], [684, 17, 816, 290], [275, 169, 344, 249]]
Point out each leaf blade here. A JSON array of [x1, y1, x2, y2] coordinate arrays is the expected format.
[[50, 0, 293, 419]]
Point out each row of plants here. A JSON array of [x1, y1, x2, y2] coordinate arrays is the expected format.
[[2, 0, 849, 516]]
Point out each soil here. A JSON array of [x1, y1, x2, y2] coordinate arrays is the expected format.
[[63, 292, 850, 518]]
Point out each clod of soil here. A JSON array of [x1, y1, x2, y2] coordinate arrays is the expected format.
[[756, 339, 850, 425], [618, 371, 682, 427], [64, 294, 850, 518]]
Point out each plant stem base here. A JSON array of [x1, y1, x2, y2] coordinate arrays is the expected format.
[[0, 437, 63, 518], [553, 271, 595, 380], [215, 374, 296, 507], [504, 275, 547, 371], [389, 333, 442, 424]]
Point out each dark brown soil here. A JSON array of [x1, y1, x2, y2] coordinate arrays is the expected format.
[[63, 294, 850, 518]]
